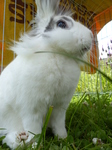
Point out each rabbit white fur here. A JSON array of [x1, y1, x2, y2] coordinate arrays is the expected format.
[[0, 0, 93, 149]]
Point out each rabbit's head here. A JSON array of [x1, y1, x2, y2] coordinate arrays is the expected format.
[[12, 0, 93, 58], [34, 0, 93, 56]]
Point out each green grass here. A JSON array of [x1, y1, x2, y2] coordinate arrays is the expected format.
[[76, 59, 112, 93], [0, 93, 112, 150]]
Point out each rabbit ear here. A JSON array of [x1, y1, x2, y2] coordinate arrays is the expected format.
[[35, 0, 60, 18]]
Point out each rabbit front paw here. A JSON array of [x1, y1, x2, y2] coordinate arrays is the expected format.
[[3, 131, 33, 149], [16, 131, 29, 143], [53, 127, 67, 139]]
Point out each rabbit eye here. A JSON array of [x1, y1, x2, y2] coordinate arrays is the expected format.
[[57, 21, 66, 29]]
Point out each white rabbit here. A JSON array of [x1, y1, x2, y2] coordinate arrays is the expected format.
[[0, 0, 93, 149]]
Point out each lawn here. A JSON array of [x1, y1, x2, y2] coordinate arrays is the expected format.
[[1, 93, 112, 150], [76, 59, 112, 94]]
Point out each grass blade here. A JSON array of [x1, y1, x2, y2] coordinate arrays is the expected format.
[[36, 106, 53, 149]]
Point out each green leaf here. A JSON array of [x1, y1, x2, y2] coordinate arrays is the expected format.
[[49, 144, 59, 150], [62, 146, 69, 150], [67, 135, 74, 144], [0, 136, 5, 141]]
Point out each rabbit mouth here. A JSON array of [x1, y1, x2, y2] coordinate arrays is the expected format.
[[82, 47, 90, 52], [79, 46, 91, 57]]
